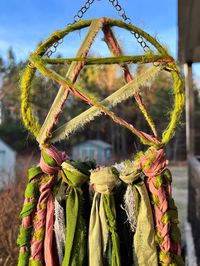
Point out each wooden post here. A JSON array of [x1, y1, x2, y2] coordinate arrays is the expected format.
[[184, 62, 194, 156]]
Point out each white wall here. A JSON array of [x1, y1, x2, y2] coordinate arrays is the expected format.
[[0, 139, 16, 184]]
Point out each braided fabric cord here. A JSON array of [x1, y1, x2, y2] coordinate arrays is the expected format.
[[139, 147, 183, 265], [28, 146, 66, 266], [29, 175, 55, 265], [17, 167, 42, 266]]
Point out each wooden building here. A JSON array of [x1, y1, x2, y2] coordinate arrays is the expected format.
[[178, 1, 200, 264], [72, 139, 112, 165], [0, 139, 16, 189]]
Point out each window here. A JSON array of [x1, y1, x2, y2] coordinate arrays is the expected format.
[[105, 149, 111, 159], [82, 149, 88, 158], [0, 150, 6, 170]]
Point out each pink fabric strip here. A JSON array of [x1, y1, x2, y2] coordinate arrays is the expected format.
[[45, 18, 102, 137], [30, 176, 54, 261], [103, 26, 159, 139], [42, 146, 63, 165], [44, 193, 55, 266], [40, 156, 60, 174], [40, 146, 67, 174]]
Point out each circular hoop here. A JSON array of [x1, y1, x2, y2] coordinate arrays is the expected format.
[[20, 18, 184, 147]]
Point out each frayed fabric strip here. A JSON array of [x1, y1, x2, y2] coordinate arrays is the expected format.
[[123, 184, 137, 233], [54, 199, 66, 265]]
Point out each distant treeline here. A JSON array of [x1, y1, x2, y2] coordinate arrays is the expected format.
[[1, 48, 200, 160]]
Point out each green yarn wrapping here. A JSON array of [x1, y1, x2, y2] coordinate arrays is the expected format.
[[44, 54, 173, 65], [20, 65, 40, 138]]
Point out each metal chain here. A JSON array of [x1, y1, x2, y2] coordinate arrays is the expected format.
[[45, 0, 151, 57], [45, 0, 95, 57], [108, 0, 150, 53]]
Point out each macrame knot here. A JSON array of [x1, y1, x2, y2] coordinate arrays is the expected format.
[[40, 146, 67, 174], [61, 162, 88, 187], [119, 161, 141, 184], [90, 167, 118, 194], [139, 147, 168, 178]]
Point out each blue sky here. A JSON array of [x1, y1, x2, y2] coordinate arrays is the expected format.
[[0, 0, 199, 77], [0, 0, 177, 57]]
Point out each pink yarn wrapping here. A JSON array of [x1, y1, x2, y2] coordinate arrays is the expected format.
[[139, 147, 181, 256]]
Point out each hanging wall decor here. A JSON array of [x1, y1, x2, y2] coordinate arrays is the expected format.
[[17, 1, 185, 265]]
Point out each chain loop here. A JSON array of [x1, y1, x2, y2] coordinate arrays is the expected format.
[[45, 0, 151, 57]]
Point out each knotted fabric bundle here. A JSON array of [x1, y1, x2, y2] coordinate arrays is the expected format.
[[17, 146, 66, 266], [89, 167, 121, 266], [61, 162, 89, 266], [119, 162, 158, 266]]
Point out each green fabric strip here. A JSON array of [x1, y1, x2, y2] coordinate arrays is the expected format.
[[20, 202, 36, 219], [100, 196, 109, 254], [28, 166, 42, 181], [62, 162, 88, 187], [42, 150, 57, 166], [17, 251, 30, 266], [62, 162, 89, 266], [17, 166, 41, 266], [133, 182, 158, 266], [29, 259, 43, 266], [103, 194, 121, 266], [17, 226, 33, 246], [20, 180, 39, 218], [62, 187, 86, 266], [24, 182, 39, 198]]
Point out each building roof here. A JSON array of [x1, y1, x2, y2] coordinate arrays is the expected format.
[[178, 0, 200, 63], [74, 139, 112, 149]]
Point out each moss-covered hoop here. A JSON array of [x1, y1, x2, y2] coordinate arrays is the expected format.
[[21, 17, 184, 148]]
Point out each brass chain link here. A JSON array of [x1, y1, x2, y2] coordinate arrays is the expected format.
[[45, 0, 151, 57]]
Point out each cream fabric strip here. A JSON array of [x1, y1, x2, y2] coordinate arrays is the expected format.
[[90, 167, 118, 194], [89, 193, 109, 266], [133, 182, 158, 266]]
